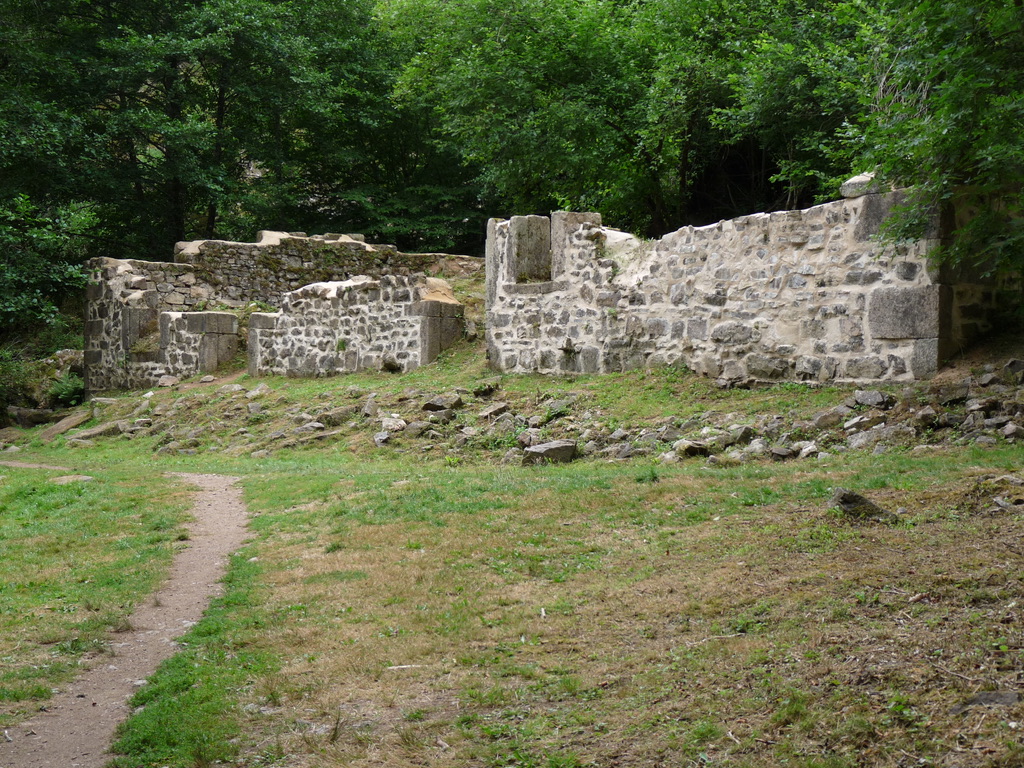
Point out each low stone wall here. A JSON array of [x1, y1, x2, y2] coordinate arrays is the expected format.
[[248, 276, 463, 377], [85, 232, 471, 390], [486, 187, 1000, 383]]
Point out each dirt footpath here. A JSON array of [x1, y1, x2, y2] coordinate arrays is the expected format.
[[0, 473, 249, 768]]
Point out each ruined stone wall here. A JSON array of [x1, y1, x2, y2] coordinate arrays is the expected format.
[[486, 186, 1001, 383], [248, 276, 464, 377], [160, 312, 240, 378], [85, 232, 467, 390]]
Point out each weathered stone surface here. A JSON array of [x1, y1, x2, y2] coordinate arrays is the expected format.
[[404, 421, 431, 437], [486, 190, 996, 385], [950, 691, 1019, 715], [868, 286, 946, 340], [854, 390, 896, 409], [72, 420, 130, 440], [479, 402, 509, 420], [671, 439, 711, 457], [320, 406, 359, 427], [1002, 422, 1024, 439], [51, 475, 94, 485], [509, 215, 552, 283], [847, 424, 916, 451], [840, 172, 881, 199], [423, 393, 463, 411], [427, 409, 457, 425], [814, 406, 852, 429], [522, 439, 577, 465]]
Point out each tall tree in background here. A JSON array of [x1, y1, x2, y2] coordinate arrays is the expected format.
[[0, 0, 482, 265], [858, 0, 1024, 273], [381, 0, 859, 236]]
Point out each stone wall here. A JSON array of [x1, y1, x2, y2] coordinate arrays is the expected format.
[[485, 186, 1001, 383], [85, 232, 468, 390], [248, 276, 464, 377]]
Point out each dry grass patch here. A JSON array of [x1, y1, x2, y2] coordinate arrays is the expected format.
[[223, 458, 1024, 768]]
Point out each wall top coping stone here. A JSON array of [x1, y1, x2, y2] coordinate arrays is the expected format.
[[841, 171, 882, 199], [172, 230, 380, 261]]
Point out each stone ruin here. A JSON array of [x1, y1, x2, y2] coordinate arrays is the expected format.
[[84, 177, 1012, 393], [84, 231, 470, 391], [485, 178, 1007, 383]]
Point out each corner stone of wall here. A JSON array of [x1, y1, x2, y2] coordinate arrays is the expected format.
[[485, 189, 1000, 384]]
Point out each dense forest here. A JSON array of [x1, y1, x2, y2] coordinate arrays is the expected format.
[[0, 0, 1021, 342]]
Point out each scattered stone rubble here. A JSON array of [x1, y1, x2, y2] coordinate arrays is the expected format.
[[5, 359, 1023, 468]]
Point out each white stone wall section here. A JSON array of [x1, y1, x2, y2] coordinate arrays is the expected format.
[[485, 185, 1001, 383]]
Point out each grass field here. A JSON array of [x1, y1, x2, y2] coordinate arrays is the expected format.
[[1, 351, 1022, 767]]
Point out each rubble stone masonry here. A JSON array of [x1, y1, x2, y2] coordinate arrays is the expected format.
[[85, 232, 464, 390], [486, 184, 1001, 383]]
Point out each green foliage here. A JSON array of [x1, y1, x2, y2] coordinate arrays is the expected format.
[[857, 0, 1024, 274], [0, 348, 32, 413], [0, 0, 1018, 302], [47, 372, 86, 408], [0, 196, 91, 329], [0, 0, 482, 265]]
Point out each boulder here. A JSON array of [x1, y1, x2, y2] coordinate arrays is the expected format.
[[854, 390, 896, 409], [423, 393, 464, 411], [672, 438, 711, 457], [847, 424, 916, 451], [39, 411, 92, 442], [73, 420, 131, 440], [523, 439, 577, 465], [479, 402, 509, 420]]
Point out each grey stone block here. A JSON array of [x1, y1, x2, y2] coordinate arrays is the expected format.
[[205, 312, 238, 334], [440, 301, 463, 318], [509, 214, 551, 283], [413, 300, 441, 317], [868, 285, 949, 339], [844, 356, 887, 379], [248, 312, 280, 330], [440, 317, 463, 349], [910, 338, 939, 378], [186, 313, 207, 333], [551, 211, 601, 279]]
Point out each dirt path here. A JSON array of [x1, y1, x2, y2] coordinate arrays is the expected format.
[[0, 472, 249, 768]]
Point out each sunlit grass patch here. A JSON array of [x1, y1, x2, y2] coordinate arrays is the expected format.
[[0, 467, 191, 725]]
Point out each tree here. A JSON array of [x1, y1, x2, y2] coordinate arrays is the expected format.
[[856, 0, 1024, 273], [382, 0, 852, 235], [0, 0, 482, 264], [0, 196, 91, 331]]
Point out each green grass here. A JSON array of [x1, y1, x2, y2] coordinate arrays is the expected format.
[[0, 466, 191, 725], [108, 555, 278, 768], [3, 353, 1024, 767]]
